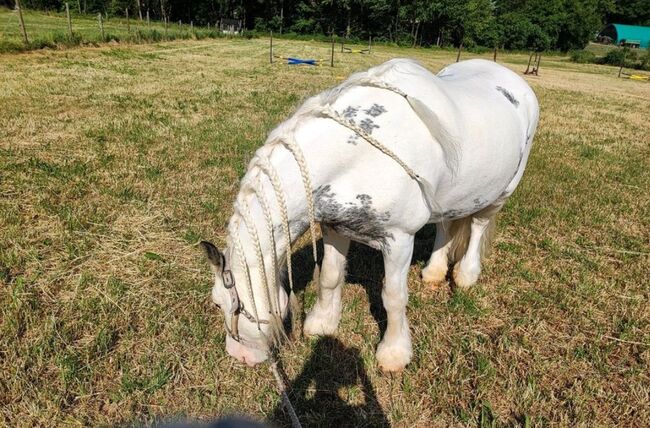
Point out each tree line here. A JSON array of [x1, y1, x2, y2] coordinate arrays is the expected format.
[[6, 0, 650, 51]]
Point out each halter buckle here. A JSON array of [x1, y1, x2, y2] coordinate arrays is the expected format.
[[222, 269, 235, 289]]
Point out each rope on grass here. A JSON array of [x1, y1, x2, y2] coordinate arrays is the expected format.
[[270, 358, 302, 428]]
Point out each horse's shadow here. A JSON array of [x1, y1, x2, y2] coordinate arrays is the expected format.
[[269, 336, 390, 428], [271, 225, 437, 427]]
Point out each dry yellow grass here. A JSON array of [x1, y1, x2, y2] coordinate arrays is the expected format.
[[1, 38, 649, 427]]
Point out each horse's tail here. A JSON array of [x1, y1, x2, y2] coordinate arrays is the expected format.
[[448, 214, 497, 263]]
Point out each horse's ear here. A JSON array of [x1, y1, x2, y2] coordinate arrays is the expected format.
[[200, 241, 224, 274]]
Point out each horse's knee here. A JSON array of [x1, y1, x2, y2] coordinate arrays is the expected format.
[[319, 258, 345, 290]]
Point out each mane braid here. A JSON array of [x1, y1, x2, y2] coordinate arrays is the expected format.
[[238, 198, 274, 319], [252, 178, 281, 317], [230, 218, 260, 328], [255, 156, 294, 291], [275, 136, 319, 267]]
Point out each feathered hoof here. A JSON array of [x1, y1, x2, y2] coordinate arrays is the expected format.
[[303, 310, 339, 336], [376, 342, 412, 373], [452, 263, 479, 289], [421, 264, 448, 288]]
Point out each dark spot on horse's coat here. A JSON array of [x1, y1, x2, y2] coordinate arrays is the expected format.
[[442, 209, 472, 219], [313, 185, 393, 250], [347, 134, 359, 145], [364, 104, 387, 117], [359, 118, 379, 134], [342, 106, 359, 119], [496, 86, 519, 107], [473, 198, 489, 210]]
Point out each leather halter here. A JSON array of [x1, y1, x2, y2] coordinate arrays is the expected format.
[[220, 257, 270, 350]]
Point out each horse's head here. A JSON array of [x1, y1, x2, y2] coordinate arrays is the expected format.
[[200, 241, 289, 367]]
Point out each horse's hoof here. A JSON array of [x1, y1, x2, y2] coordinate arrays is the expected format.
[[303, 311, 339, 336], [376, 342, 412, 372], [452, 263, 479, 289], [421, 264, 447, 285]]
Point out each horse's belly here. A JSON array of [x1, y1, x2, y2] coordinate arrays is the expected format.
[[436, 114, 524, 219]]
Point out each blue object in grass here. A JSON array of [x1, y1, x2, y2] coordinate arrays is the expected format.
[[287, 57, 317, 66]]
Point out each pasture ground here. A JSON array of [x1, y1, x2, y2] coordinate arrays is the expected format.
[[0, 7, 213, 53], [1, 37, 649, 427]]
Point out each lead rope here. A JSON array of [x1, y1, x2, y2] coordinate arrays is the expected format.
[[270, 357, 302, 428]]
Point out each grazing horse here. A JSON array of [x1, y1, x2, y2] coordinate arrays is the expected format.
[[201, 58, 539, 371]]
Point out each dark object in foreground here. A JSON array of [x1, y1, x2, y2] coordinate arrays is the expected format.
[[157, 417, 269, 428]]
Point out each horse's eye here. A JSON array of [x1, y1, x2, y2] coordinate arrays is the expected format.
[[213, 302, 221, 309]]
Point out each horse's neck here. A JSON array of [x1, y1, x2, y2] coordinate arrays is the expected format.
[[229, 141, 320, 291]]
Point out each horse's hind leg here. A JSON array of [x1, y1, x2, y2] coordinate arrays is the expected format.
[[452, 206, 499, 289], [303, 227, 350, 336], [422, 220, 452, 289], [376, 231, 414, 372]]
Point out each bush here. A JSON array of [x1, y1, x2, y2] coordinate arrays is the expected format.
[[51, 31, 83, 47], [601, 48, 627, 66], [641, 49, 650, 70], [0, 39, 25, 54], [569, 49, 595, 63], [136, 29, 164, 42]]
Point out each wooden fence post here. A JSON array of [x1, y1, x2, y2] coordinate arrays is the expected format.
[[524, 51, 533, 74], [331, 35, 335, 67], [15, 0, 29, 45], [618, 48, 625, 78], [269, 31, 273, 64], [369, 36, 372, 53], [97, 13, 104, 41], [65, 3, 73, 37], [456, 42, 463, 62], [493, 46, 498, 62], [164, 17, 168, 37]]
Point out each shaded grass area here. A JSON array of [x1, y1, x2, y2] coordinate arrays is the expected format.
[[1, 38, 649, 426]]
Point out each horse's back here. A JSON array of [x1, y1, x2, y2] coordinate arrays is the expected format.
[[438, 59, 539, 149]]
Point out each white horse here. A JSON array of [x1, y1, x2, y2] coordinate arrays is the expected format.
[[201, 58, 539, 371]]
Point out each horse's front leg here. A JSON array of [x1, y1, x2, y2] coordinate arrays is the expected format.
[[376, 231, 414, 372], [303, 227, 350, 336]]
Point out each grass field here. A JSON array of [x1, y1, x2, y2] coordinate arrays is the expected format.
[[1, 33, 649, 427], [0, 6, 216, 52]]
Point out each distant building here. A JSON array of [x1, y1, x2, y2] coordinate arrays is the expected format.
[[220, 19, 243, 35], [597, 24, 650, 48]]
